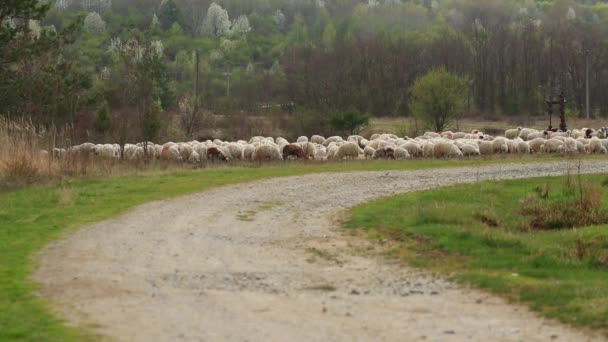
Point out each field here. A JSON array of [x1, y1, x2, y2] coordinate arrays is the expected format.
[[346, 174, 608, 333]]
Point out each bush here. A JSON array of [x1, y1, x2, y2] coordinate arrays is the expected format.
[[518, 177, 608, 230], [329, 110, 369, 135], [410, 67, 470, 132]]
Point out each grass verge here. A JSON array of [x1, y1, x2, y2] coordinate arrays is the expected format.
[[345, 174, 608, 334]]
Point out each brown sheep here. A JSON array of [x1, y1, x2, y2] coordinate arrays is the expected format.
[[282, 144, 307, 160], [207, 147, 227, 161]]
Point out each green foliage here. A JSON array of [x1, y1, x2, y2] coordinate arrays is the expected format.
[[158, 0, 180, 31], [94, 101, 112, 134], [410, 67, 470, 132], [346, 174, 608, 332], [329, 110, 369, 135]]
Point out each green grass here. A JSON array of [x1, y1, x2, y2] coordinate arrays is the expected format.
[[1, 157, 567, 342], [346, 174, 608, 333]]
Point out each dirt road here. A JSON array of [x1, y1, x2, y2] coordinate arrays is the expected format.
[[35, 161, 608, 341]]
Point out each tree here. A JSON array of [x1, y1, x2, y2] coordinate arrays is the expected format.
[[329, 110, 369, 135], [178, 94, 203, 138], [84, 12, 106, 33], [158, 0, 179, 31], [410, 67, 470, 132], [231, 15, 251, 37], [106, 37, 167, 157], [94, 101, 112, 134], [201, 2, 231, 38]]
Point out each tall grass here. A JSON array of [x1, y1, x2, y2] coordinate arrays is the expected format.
[[0, 116, 132, 190]]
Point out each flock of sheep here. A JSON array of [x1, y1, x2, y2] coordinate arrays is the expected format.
[[49, 126, 608, 163]]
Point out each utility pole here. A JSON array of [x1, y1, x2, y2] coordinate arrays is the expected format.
[[195, 50, 200, 100], [224, 70, 232, 97], [585, 49, 590, 119]]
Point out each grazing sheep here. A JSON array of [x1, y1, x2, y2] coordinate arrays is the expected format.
[[401, 142, 422, 157], [528, 138, 545, 153], [422, 142, 435, 158], [452, 132, 467, 139], [505, 127, 522, 139], [372, 146, 395, 159], [518, 128, 536, 140], [311, 135, 326, 145], [492, 137, 509, 153], [282, 144, 307, 160], [477, 141, 494, 155], [226, 143, 244, 160], [313, 144, 327, 160], [517, 140, 530, 154], [253, 144, 282, 161], [327, 145, 340, 160], [243, 144, 256, 160], [542, 139, 565, 153], [393, 147, 410, 160], [506, 139, 519, 153], [161, 145, 182, 162], [526, 131, 549, 141], [323, 136, 344, 147], [296, 136, 308, 143], [460, 143, 480, 156], [188, 151, 201, 163], [589, 138, 608, 154], [433, 141, 463, 158], [334, 142, 361, 160], [550, 130, 570, 139], [207, 147, 228, 161], [364, 145, 375, 159], [179, 144, 194, 160]]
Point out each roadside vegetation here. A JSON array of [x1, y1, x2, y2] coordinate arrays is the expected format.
[[346, 173, 608, 333]]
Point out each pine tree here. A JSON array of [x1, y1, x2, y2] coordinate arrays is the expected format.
[[158, 0, 180, 31]]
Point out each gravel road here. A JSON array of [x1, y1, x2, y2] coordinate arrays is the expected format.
[[35, 161, 608, 341]]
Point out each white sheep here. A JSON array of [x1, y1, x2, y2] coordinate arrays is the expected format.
[[433, 141, 463, 158], [243, 144, 256, 160], [311, 135, 326, 145], [393, 147, 410, 160], [401, 142, 422, 157], [460, 143, 480, 156], [363, 145, 375, 159], [313, 144, 327, 160], [226, 143, 244, 160], [334, 142, 361, 159], [296, 136, 308, 143], [505, 127, 522, 139], [589, 138, 608, 154], [327, 145, 340, 160], [477, 141, 494, 155], [528, 138, 545, 153], [492, 137, 509, 153], [517, 140, 530, 154], [188, 151, 201, 163], [518, 128, 537, 140], [526, 131, 549, 141], [542, 139, 565, 153], [253, 144, 282, 161]]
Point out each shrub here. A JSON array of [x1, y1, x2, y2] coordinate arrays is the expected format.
[[518, 178, 608, 230], [329, 110, 369, 135]]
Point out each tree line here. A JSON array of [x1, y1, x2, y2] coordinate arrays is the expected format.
[[1, 0, 608, 141]]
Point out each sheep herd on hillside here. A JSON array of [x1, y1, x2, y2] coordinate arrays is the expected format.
[[47, 126, 608, 163]]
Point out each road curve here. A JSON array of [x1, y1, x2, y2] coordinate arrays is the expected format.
[[35, 161, 608, 341]]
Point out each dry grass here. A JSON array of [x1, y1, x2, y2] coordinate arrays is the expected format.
[[0, 116, 155, 191]]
